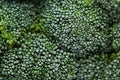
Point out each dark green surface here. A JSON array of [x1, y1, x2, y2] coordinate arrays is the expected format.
[[0, 0, 120, 80]]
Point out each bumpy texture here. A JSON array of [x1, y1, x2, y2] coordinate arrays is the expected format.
[[41, 0, 113, 57], [0, 0, 120, 80], [0, 0, 39, 31], [95, 0, 120, 17], [76, 52, 120, 80], [1, 33, 77, 80], [112, 22, 120, 51]]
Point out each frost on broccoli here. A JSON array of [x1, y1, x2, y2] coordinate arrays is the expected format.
[[41, 0, 113, 57], [1, 33, 77, 80]]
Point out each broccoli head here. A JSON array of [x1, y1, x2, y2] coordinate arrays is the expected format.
[[0, 0, 120, 80], [1, 33, 77, 80], [41, 0, 113, 57], [76, 52, 120, 80]]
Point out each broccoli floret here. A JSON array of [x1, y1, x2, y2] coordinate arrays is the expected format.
[[76, 52, 120, 80], [0, 38, 7, 54], [112, 22, 120, 52], [1, 33, 77, 80], [104, 52, 120, 80], [0, 13, 8, 53], [0, 0, 120, 80], [41, 0, 113, 57], [95, 0, 120, 22], [0, 0, 40, 31]]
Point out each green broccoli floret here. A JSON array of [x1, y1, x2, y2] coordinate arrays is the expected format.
[[95, 0, 120, 22], [41, 0, 113, 57], [1, 33, 77, 80], [0, 0, 40, 32], [76, 52, 120, 80], [0, 0, 120, 80], [0, 0, 45, 52], [112, 22, 120, 52]]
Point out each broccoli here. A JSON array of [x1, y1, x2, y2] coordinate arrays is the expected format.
[[1, 33, 77, 80], [112, 22, 120, 52], [0, 0, 120, 80], [95, 0, 120, 23], [76, 52, 120, 80], [1, 0, 36, 30], [41, 0, 113, 57]]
